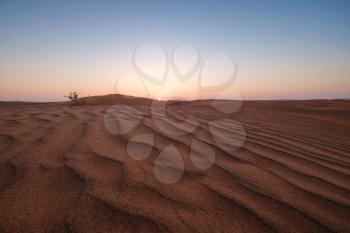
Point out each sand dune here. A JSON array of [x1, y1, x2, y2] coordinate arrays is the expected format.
[[0, 95, 349, 233]]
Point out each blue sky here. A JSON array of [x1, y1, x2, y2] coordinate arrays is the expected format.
[[0, 0, 349, 101]]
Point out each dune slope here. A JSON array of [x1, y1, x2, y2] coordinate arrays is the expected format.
[[0, 96, 350, 233]]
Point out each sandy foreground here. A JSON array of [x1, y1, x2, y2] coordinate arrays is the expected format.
[[0, 95, 350, 233]]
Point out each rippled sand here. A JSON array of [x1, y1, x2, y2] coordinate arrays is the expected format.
[[0, 95, 350, 233]]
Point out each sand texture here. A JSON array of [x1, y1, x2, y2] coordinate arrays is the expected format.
[[0, 95, 350, 233]]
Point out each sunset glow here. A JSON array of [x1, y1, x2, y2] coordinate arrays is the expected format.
[[0, 0, 349, 101]]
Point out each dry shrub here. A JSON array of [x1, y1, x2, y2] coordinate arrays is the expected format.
[[65, 91, 85, 106]]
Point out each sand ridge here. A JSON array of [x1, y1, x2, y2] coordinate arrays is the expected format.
[[0, 96, 350, 233]]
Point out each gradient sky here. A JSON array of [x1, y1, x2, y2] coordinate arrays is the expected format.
[[0, 0, 349, 101]]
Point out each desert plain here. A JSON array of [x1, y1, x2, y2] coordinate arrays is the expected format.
[[0, 94, 349, 233]]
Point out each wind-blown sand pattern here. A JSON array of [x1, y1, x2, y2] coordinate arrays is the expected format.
[[0, 95, 350, 233]]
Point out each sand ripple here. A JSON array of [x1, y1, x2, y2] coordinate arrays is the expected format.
[[0, 98, 350, 233]]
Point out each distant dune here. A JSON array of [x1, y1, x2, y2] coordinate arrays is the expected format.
[[81, 94, 154, 106], [0, 94, 350, 233]]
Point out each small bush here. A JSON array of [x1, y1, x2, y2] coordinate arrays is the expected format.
[[65, 91, 85, 106]]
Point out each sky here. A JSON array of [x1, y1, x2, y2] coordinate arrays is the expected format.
[[0, 0, 349, 101]]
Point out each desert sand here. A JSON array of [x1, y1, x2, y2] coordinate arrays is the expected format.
[[0, 94, 349, 233]]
